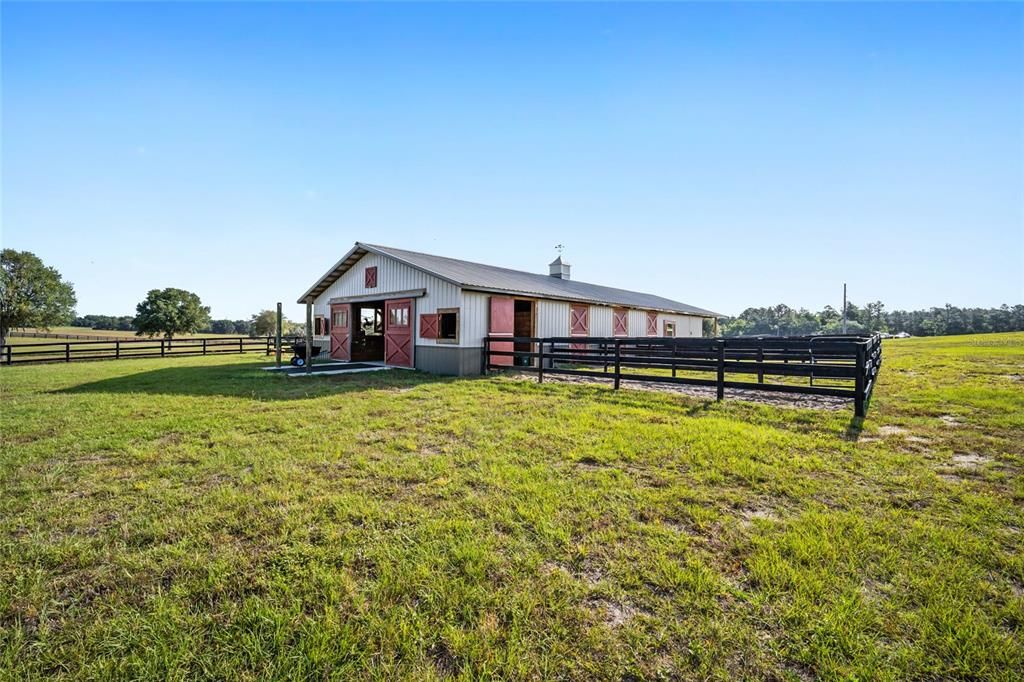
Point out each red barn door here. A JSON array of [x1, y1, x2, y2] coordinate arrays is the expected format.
[[384, 299, 413, 367], [489, 296, 514, 367], [570, 304, 589, 351], [613, 308, 628, 336], [330, 304, 351, 361]]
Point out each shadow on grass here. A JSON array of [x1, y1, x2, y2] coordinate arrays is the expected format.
[[58, 361, 450, 401]]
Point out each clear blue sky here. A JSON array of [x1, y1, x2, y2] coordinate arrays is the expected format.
[[3, 2, 1022, 321]]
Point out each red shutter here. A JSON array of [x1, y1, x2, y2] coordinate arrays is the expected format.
[[419, 313, 438, 339], [570, 305, 589, 336], [613, 309, 628, 336], [489, 296, 515, 367], [646, 311, 658, 336], [365, 266, 378, 288]]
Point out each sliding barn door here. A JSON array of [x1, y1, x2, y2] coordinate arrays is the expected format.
[[489, 296, 514, 367], [384, 299, 414, 367], [330, 304, 351, 361]]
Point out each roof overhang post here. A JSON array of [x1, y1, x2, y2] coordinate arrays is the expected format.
[[305, 301, 313, 374]]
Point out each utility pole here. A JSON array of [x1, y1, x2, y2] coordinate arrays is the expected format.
[[842, 283, 848, 334]]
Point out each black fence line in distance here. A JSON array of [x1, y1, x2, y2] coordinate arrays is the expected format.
[[1, 335, 311, 366], [484, 334, 882, 417]]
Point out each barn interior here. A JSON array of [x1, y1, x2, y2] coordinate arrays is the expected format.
[[351, 301, 385, 361]]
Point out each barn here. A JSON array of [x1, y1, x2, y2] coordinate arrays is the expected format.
[[298, 243, 719, 376]]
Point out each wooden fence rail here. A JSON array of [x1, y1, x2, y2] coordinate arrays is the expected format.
[[1, 335, 309, 367], [483, 334, 883, 417]]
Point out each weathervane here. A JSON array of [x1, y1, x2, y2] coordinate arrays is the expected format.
[[554, 244, 565, 256]]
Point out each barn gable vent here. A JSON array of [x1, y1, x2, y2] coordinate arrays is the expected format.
[[548, 256, 571, 280]]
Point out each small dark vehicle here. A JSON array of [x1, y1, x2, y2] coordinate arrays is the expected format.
[[290, 342, 321, 367]]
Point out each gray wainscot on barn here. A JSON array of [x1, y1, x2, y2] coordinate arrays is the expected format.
[[298, 242, 719, 375]]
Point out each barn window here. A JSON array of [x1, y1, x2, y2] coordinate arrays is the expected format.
[[365, 266, 378, 288], [437, 308, 459, 343], [332, 309, 347, 328], [663, 321, 676, 338], [388, 306, 408, 327]]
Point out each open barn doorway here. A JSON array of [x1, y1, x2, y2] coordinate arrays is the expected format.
[[513, 299, 535, 367], [351, 301, 385, 362]]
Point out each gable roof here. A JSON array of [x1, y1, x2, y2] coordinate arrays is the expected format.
[[298, 242, 720, 317]]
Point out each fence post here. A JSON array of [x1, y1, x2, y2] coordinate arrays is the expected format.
[[5, 345, 11, 365], [603, 342, 609, 373], [202, 338, 207, 356], [854, 343, 866, 418], [757, 346, 764, 384], [482, 337, 490, 375], [239, 337, 244, 354], [613, 340, 622, 390], [537, 340, 545, 384], [275, 302, 283, 368], [66, 343, 71, 362], [671, 341, 677, 378], [161, 339, 165, 357], [116, 340, 120, 359], [305, 303, 313, 374], [716, 340, 725, 401]]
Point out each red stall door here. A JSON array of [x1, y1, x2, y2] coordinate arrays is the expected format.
[[489, 296, 514, 367], [570, 304, 589, 351], [330, 304, 351, 361], [384, 298, 414, 367]]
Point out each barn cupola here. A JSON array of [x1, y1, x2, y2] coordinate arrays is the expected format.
[[548, 256, 571, 280]]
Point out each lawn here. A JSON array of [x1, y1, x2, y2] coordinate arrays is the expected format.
[[1, 333, 1021, 680]]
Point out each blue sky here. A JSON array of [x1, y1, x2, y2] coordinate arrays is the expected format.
[[3, 2, 1022, 321]]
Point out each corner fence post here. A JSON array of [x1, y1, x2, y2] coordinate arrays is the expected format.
[[613, 340, 622, 390], [537, 340, 545, 384], [716, 339, 725, 401], [855, 342, 866, 418]]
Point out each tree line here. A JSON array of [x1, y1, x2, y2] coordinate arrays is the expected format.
[[716, 302, 1024, 337], [1, 249, 302, 345]]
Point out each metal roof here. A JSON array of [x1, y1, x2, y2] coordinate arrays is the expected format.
[[299, 242, 721, 317]]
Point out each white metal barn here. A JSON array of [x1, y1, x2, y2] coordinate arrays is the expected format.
[[298, 243, 719, 376]]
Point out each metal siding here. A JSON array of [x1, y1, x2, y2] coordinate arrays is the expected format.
[[588, 306, 613, 337], [536, 300, 571, 337]]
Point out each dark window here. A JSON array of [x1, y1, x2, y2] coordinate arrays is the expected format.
[[438, 308, 459, 343]]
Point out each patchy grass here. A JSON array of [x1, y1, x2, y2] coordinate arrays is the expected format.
[[1, 333, 1021, 680]]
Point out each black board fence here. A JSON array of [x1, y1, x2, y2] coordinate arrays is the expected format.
[[483, 334, 882, 417], [1, 335, 308, 366]]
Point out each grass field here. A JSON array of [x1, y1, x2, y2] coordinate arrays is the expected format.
[[1, 333, 1021, 680]]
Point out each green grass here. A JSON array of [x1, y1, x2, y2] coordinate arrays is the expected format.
[[1, 333, 1022, 680]]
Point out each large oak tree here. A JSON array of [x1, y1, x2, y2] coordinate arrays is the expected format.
[[0, 249, 77, 347], [134, 288, 211, 340]]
